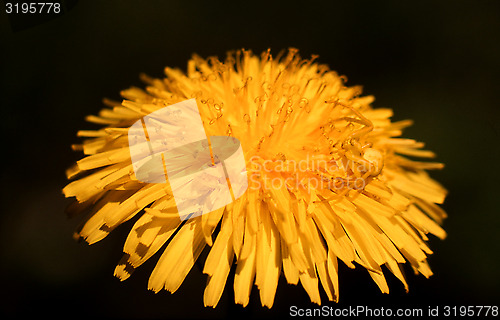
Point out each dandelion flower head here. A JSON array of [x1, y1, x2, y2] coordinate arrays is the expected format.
[[64, 48, 447, 307]]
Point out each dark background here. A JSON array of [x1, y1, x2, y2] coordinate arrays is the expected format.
[[1, 0, 499, 318]]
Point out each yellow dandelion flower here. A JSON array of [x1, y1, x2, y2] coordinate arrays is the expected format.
[[64, 48, 447, 308]]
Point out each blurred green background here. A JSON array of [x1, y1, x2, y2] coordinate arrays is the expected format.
[[1, 0, 499, 318]]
